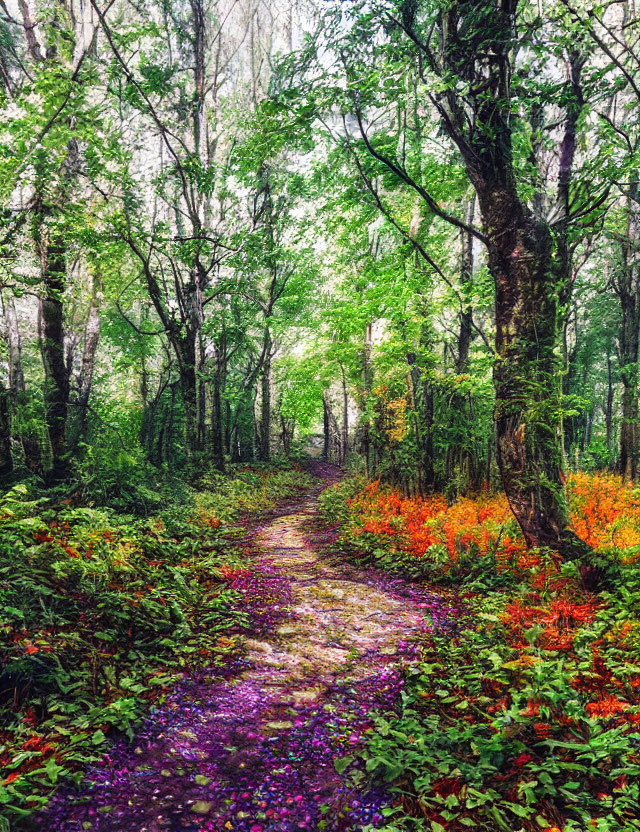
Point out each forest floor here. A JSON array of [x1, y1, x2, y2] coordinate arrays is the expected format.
[[40, 461, 446, 832]]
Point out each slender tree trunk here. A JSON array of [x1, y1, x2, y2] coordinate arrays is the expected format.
[[280, 414, 293, 456], [5, 295, 25, 395], [258, 328, 272, 463], [225, 400, 232, 456], [421, 378, 436, 491], [4, 295, 41, 473], [233, 392, 256, 463], [0, 384, 12, 477], [322, 391, 330, 462], [73, 273, 101, 446], [197, 372, 207, 452], [362, 322, 373, 476], [166, 382, 178, 465], [407, 361, 424, 496], [37, 228, 70, 481], [620, 384, 638, 480], [139, 354, 152, 459], [606, 355, 614, 460], [456, 196, 475, 374], [341, 366, 349, 465], [211, 359, 225, 472], [181, 368, 198, 458], [171, 327, 199, 460], [195, 315, 209, 453]]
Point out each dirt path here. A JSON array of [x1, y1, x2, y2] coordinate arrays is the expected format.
[[44, 469, 447, 832]]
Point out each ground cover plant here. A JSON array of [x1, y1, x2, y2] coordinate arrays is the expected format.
[[0, 467, 313, 824], [321, 475, 640, 832]]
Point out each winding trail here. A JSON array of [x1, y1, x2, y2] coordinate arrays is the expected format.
[[44, 464, 450, 832]]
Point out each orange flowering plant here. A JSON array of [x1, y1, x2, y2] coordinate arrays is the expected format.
[[322, 474, 640, 832]]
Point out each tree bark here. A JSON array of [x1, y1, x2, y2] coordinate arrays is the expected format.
[[161, 315, 200, 460], [3, 295, 42, 473], [5, 295, 25, 396], [37, 226, 70, 481], [322, 391, 330, 462], [456, 196, 475, 373], [362, 321, 373, 476], [341, 365, 349, 465], [280, 413, 294, 456], [258, 327, 272, 463], [211, 357, 225, 472], [180, 354, 198, 460], [481, 187, 583, 553], [606, 354, 614, 459], [73, 272, 101, 447], [0, 384, 12, 477]]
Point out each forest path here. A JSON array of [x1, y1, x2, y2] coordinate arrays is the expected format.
[[45, 464, 444, 832]]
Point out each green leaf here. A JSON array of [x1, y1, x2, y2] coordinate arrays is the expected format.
[[334, 755, 354, 775], [45, 756, 65, 785], [91, 729, 106, 745]]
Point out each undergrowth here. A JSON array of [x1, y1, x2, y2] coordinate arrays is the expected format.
[[0, 465, 313, 826], [321, 474, 640, 832]]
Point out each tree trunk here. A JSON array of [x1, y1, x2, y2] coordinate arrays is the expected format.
[[0, 385, 12, 477], [341, 366, 349, 465], [258, 328, 272, 463], [407, 361, 424, 496], [211, 360, 225, 472], [4, 295, 41, 473], [421, 378, 436, 491], [225, 399, 232, 456], [166, 382, 178, 465], [37, 231, 70, 481], [378, 0, 590, 557], [181, 368, 198, 458], [362, 322, 373, 476], [323, 392, 341, 463], [5, 295, 25, 395], [620, 384, 638, 480], [322, 391, 330, 462], [280, 414, 294, 456], [606, 354, 614, 459], [73, 273, 101, 447], [172, 327, 199, 460], [456, 196, 475, 374], [480, 188, 586, 556], [197, 373, 207, 452], [232, 391, 256, 463]]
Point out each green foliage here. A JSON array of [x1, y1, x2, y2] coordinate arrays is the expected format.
[[318, 476, 368, 528], [0, 466, 312, 819], [362, 577, 640, 832]]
